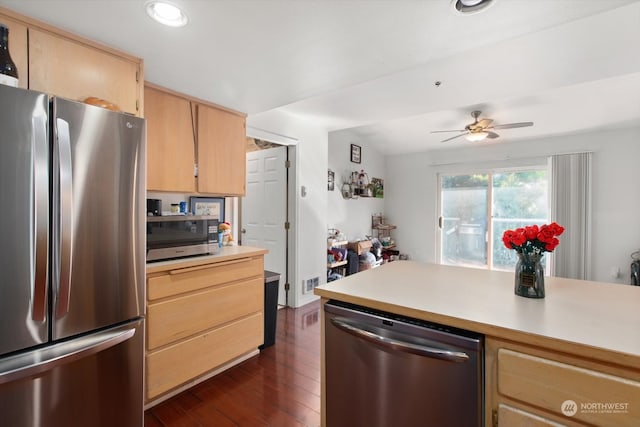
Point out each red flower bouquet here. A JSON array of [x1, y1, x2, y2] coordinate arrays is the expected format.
[[502, 222, 565, 255]]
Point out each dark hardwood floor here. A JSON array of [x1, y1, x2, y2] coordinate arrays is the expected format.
[[144, 300, 322, 427]]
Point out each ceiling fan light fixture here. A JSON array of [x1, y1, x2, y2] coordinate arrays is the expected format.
[[145, 0, 188, 27], [466, 131, 489, 142], [451, 0, 496, 15]]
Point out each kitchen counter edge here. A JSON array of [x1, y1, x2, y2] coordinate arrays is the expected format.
[[315, 261, 640, 370]]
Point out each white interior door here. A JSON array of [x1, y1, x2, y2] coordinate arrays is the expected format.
[[242, 146, 287, 305]]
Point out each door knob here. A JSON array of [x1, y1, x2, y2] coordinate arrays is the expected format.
[[241, 228, 246, 234]]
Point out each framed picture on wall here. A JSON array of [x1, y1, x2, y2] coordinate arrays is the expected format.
[[190, 197, 225, 221], [350, 144, 361, 164], [328, 170, 335, 191], [371, 177, 384, 198]]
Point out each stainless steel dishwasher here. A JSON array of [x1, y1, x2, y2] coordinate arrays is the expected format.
[[324, 300, 483, 427]]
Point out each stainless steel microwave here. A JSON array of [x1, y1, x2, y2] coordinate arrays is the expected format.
[[146, 215, 219, 262]]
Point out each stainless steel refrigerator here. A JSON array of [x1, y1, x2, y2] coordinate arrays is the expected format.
[[0, 84, 146, 426]]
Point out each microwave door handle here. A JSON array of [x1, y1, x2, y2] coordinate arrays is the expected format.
[[330, 317, 470, 363], [55, 118, 73, 318], [31, 114, 49, 322]]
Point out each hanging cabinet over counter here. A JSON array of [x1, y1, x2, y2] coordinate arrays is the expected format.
[[145, 84, 196, 193], [196, 103, 246, 195], [0, 7, 143, 116], [145, 83, 247, 196]]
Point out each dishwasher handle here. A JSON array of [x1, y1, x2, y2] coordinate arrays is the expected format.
[[330, 317, 470, 363]]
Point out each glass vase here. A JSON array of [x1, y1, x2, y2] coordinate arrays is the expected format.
[[514, 252, 545, 298]]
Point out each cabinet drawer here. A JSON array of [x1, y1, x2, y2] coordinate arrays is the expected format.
[[147, 277, 263, 350], [499, 404, 568, 426], [498, 349, 640, 426], [146, 312, 263, 400], [148, 256, 263, 300]]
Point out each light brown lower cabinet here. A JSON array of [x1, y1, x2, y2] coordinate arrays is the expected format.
[[145, 255, 265, 403], [486, 337, 640, 427]]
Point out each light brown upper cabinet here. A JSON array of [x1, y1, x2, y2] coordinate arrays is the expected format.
[[145, 85, 196, 192], [29, 29, 140, 116], [0, 13, 27, 89], [196, 104, 246, 196], [145, 83, 247, 196], [0, 7, 143, 116]]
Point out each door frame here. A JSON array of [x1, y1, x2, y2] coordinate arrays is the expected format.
[[240, 132, 298, 307]]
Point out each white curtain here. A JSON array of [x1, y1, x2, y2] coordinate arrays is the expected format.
[[550, 152, 592, 279]]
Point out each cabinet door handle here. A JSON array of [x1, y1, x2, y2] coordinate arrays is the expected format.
[[168, 257, 251, 275], [330, 317, 470, 363]]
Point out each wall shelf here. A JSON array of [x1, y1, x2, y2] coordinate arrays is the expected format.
[[327, 240, 349, 248], [372, 215, 399, 258], [328, 260, 348, 268], [328, 239, 349, 281]]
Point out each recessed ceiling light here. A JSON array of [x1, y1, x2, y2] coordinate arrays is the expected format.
[[145, 0, 188, 27], [451, 0, 496, 15]]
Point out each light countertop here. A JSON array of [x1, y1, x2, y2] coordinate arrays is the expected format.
[[314, 261, 640, 368], [146, 245, 268, 274]]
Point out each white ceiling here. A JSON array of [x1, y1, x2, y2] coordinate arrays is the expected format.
[[2, 0, 639, 154]]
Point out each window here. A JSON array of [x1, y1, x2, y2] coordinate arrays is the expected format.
[[438, 168, 548, 271]]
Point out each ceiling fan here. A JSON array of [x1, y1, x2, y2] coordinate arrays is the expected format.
[[431, 110, 533, 143]]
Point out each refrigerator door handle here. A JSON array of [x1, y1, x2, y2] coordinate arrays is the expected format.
[[55, 118, 74, 318], [0, 325, 136, 385], [32, 115, 49, 322]]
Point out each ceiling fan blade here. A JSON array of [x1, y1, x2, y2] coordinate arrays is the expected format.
[[440, 133, 468, 143], [430, 129, 466, 133], [486, 131, 499, 139], [492, 121, 533, 129], [476, 118, 493, 128]]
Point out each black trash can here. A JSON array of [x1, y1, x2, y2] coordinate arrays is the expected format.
[[260, 270, 280, 350]]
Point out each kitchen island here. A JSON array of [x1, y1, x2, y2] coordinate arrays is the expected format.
[[314, 261, 640, 427]]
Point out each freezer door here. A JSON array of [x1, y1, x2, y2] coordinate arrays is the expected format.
[[0, 85, 49, 356], [52, 98, 146, 340], [0, 318, 144, 427]]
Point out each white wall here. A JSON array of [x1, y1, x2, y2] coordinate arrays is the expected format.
[[245, 111, 640, 302], [247, 110, 328, 307], [327, 131, 385, 240], [385, 126, 640, 285]]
